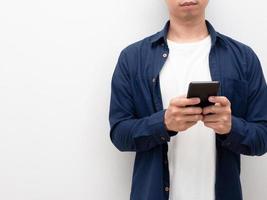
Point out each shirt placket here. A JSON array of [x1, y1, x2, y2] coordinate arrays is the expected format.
[[151, 43, 171, 199]]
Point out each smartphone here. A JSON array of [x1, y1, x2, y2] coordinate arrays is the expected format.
[[186, 81, 220, 108]]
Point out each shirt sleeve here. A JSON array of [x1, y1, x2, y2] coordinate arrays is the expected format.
[[217, 47, 267, 156], [108, 49, 178, 152]]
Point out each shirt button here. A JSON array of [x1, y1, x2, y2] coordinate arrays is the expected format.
[[165, 186, 169, 192], [160, 136, 166, 141], [162, 53, 168, 58], [152, 77, 156, 83]]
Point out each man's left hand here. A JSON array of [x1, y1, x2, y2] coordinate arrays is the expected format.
[[201, 96, 232, 135]]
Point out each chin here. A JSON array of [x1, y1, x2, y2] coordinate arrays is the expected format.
[[178, 9, 202, 19], [172, 13, 197, 21]]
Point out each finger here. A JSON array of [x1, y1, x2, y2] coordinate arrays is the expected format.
[[181, 122, 197, 133], [180, 107, 203, 115], [202, 104, 225, 115], [170, 97, 200, 107], [208, 96, 230, 107], [178, 114, 203, 122], [202, 113, 222, 122], [185, 121, 198, 128], [203, 121, 220, 130]]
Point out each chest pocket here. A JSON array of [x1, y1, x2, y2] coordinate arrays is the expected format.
[[221, 77, 248, 117]]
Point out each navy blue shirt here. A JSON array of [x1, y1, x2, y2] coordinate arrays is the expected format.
[[108, 20, 267, 200]]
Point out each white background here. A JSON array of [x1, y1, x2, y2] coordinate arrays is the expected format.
[[0, 0, 267, 200]]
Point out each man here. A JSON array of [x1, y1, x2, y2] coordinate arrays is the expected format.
[[108, 0, 267, 200]]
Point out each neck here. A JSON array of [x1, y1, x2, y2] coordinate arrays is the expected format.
[[167, 15, 209, 43]]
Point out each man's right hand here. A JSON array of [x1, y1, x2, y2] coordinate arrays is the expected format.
[[164, 95, 203, 132]]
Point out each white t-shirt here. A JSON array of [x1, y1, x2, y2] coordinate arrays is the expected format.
[[159, 35, 216, 200]]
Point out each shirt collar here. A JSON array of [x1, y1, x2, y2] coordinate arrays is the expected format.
[[150, 19, 226, 47]]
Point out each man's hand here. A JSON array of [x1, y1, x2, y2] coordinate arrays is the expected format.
[[201, 96, 232, 134], [164, 95, 203, 132]]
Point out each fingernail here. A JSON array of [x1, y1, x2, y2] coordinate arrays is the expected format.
[[209, 96, 214, 101]]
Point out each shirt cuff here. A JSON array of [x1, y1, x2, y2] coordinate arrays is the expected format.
[[148, 109, 178, 143], [217, 115, 245, 147]]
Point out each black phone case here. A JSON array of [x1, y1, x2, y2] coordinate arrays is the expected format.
[[186, 81, 220, 108]]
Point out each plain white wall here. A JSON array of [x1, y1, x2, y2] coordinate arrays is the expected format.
[[0, 0, 266, 200]]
